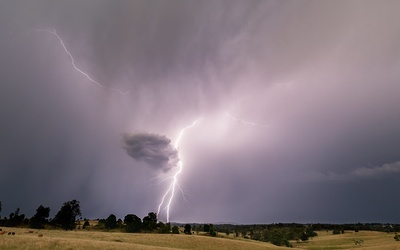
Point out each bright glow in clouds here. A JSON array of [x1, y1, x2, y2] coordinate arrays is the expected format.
[[157, 119, 202, 222], [156, 114, 266, 222]]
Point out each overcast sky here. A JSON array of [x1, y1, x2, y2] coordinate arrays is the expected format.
[[1, 0, 400, 224]]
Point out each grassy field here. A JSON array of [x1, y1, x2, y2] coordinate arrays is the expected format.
[[291, 230, 399, 250], [0, 227, 281, 250], [0, 228, 399, 249]]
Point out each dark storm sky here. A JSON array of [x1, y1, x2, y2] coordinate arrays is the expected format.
[[1, 0, 400, 224]]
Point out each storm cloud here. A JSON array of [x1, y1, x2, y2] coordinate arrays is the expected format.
[[122, 132, 179, 172]]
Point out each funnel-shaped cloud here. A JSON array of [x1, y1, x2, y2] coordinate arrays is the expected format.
[[122, 132, 178, 172]]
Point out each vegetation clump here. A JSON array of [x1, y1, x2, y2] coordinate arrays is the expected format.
[[184, 224, 192, 234], [172, 225, 179, 234], [354, 239, 364, 245], [203, 224, 217, 237], [30, 205, 50, 229], [51, 200, 81, 230]]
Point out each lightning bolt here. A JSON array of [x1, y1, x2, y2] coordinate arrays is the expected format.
[[156, 113, 266, 222], [225, 112, 268, 127], [35, 29, 129, 95], [157, 118, 202, 222]]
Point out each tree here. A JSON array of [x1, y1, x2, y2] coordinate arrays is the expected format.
[[30, 205, 50, 229], [208, 224, 217, 237], [306, 228, 318, 238], [124, 214, 142, 232], [98, 218, 106, 228], [172, 225, 180, 234], [209, 228, 217, 237], [184, 224, 192, 234], [158, 222, 171, 234], [53, 200, 81, 230], [299, 227, 317, 242], [269, 229, 292, 247], [105, 214, 117, 230], [142, 212, 157, 231], [300, 232, 309, 241], [250, 230, 262, 241], [241, 228, 247, 238], [203, 224, 210, 232], [6, 208, 25, 227], [83, 219, 90, 229]]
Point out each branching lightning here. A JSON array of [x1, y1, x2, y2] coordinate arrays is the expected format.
[[35, 29, 129, 95], [157, 118, 202, 222], [156, 113, 266, 222]]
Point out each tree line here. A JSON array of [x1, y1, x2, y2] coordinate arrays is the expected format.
[[97, 212, 177, 234], [0, 200, 81, 230], [1, 200, 400, 247], [0, 200, 180, 234]]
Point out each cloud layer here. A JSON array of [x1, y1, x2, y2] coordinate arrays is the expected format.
[[308, 161, 400, 182]]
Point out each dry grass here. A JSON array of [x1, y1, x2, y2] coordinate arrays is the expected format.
[[1, 227, 399, 250], [292, 230, 400, 250], [0, 227, 281, 250]]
